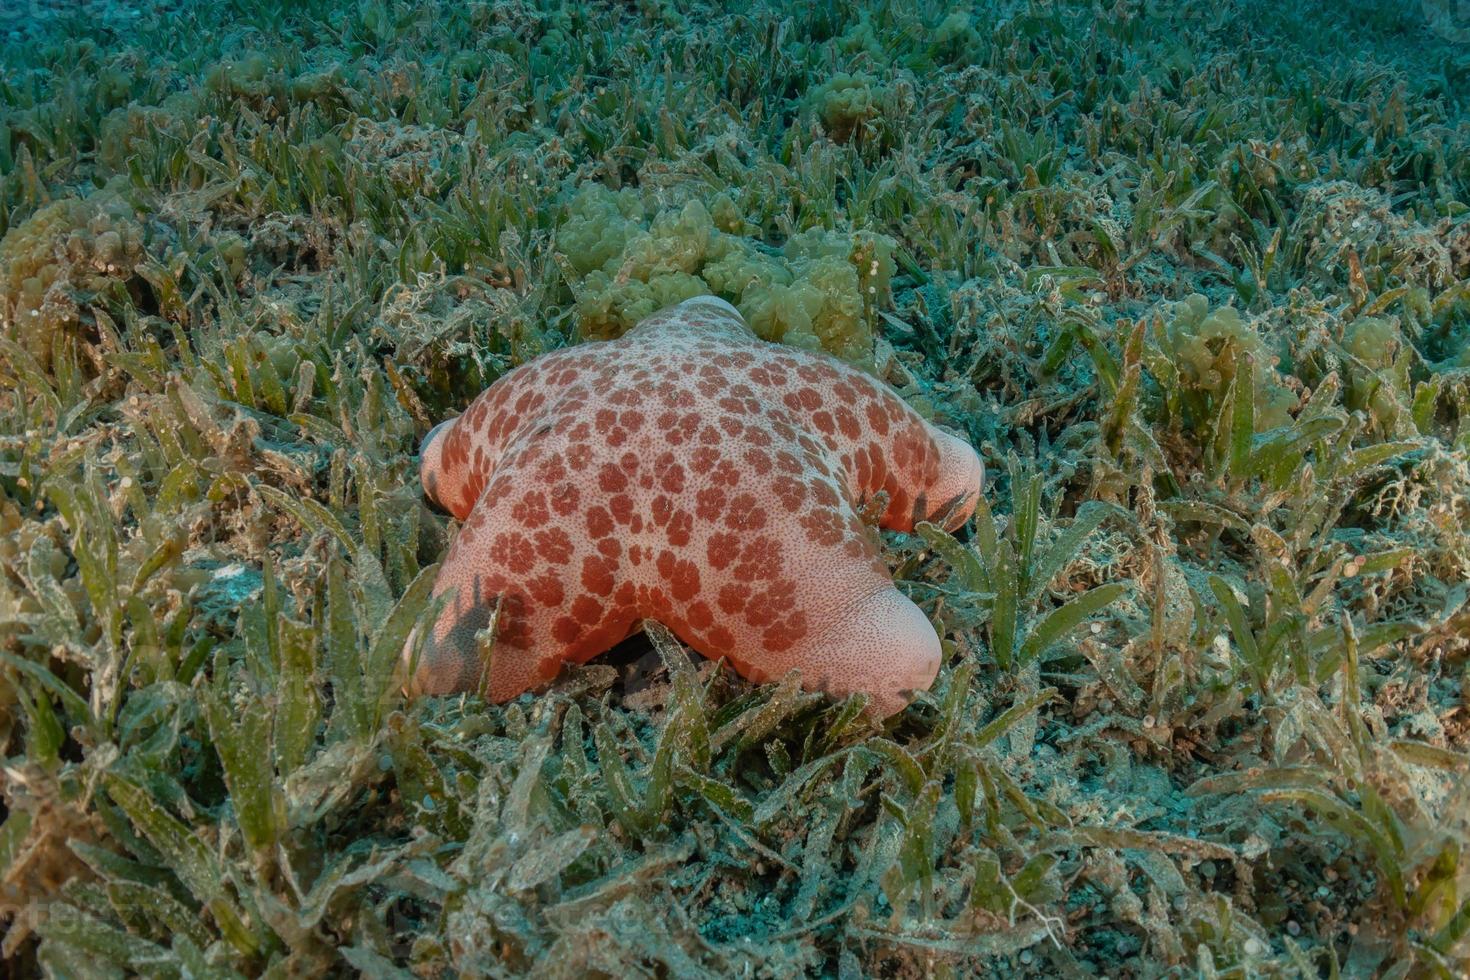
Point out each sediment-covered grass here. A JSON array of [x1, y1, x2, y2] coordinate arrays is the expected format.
[[1, 1, 1468, 975]]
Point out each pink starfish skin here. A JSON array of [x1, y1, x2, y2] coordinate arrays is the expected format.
[[410, 295, 984, 717]]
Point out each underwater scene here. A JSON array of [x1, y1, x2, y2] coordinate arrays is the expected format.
[[1, 0, 1469, 976]]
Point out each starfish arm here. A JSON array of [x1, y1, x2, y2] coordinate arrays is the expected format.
[[677, 466, 941, 718], [750, 351, 985, 532], [917, 424, 986, 531], [627, 295, 755, 344], [417, 351, 583, 519], [408, 457, 640, 701], [796, 583, 943, 718], [841, 398, 984, 533]]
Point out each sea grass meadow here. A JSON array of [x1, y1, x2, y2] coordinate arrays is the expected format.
[[1, 0, 1468, 975]]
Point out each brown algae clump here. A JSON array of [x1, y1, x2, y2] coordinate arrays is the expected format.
[[1157, 293, 1296, 431], [558, 185, 894, 365], [724, 226, 895, 366], [0, 186, 150, 368], [804, 72, 887, 144], [1341, 316, 1409, 431]]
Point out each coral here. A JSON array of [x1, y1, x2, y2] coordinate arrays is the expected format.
[[203, 52, 277, 101], [1342, 315, 1399, 369], [760, 226, 895, 364], [558, 183, 646, 277], [567, 197, 722, 340], [836, 12, 885, 59], [932, 9, 977, 50]]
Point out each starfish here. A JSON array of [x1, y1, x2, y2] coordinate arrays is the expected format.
[[410, 295, 984, 716]]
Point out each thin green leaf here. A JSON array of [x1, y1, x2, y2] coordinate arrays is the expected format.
[[1026, 503, 1108, 603], [255, 483, 355, 554], [1017, 583, 1124, 667], [971, 687, 1058, 752], [916, 521, 988, 594], [1258, 787, 1405, 907]]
